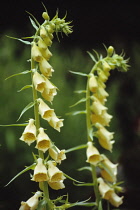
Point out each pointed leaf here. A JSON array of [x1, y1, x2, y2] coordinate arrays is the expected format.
[[69, 70, 88, 77], [26, 11, 40, 27], [78, 166, 92, 172], [0, 123, 27, 127], [87, 51, 97, 63], [6, 36, 31, 45], [17, 101, 35, 121], [17, 85, 32, 92], [5, 163, 36, 187], [74, 90, 86, 94], [5, 70, 31, 80], [63, 173, 84, 184], [65, 144, 87, 153], [66, 110, 86, 116], [29, 16, 39, 30], [73, 182, 94, 186], [70, 98, 87, 108]]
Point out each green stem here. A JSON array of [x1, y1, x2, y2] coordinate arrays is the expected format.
[[86, 65, 102, 210], [31, 58, 51, 210]]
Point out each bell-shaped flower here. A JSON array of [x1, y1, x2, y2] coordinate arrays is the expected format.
[[43, 36, 52, 46], [98, 178, 123, 207], [98, 177, 113, 199], [49, 145, 66, 164], [31, 42, 42, 62], [39, 57, 54, 78], [86, 141, 102, 166], [91, 110, 112, 127], [41, 78, 57, 102], [88, 74, 98, 92], [38, 98, 55, 121], [102, 60, 111, 72], [40, 47, 52, 61], [47, 161, 65, 182], [35, 127, 52, 153], [98, 137, 114, 152], [48, 180, 65, 190], [19, 191, 42, 210], [95, 86, 109, 101], [91, 97, 107, 115], [96, 124, 114, 143], [32, 158, 49, 182], [100, 155, 118, 182], [108, 191, 124, 207], [38, 37, 47, 50], [48, 113, 64, 132], [98, 70, 109, 83], [33, 71, 46, 93], [40, 26, 47, 38], [20, 119, 36, 145]]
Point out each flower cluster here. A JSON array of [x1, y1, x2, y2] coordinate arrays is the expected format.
[[18, 10, 72, 209], [86, 46, 129, 207]]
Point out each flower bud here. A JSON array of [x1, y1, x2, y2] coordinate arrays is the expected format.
[[31, 42, 42, 62], [33, 71, 46, 93], [40, 26, 47, 38], [42, 12, 50, 20], [102, 61, 111, 72], [20, 119, 36, 145], [48, 180, 65, 190], [86, 142, 102, 166], [88, 74, 98, 92], [47, 161, 65, 182], [49, 146, 66, 164], [107, 46, 114, 56], [35, 127, 51, 153], [19, 191, 42, 210], [32, 158, 48, 182]]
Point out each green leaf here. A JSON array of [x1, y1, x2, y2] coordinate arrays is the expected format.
[[5, 70, 31, 80], [69, 70, 88, 77], [63, 173, 84, 184], [5, 163, 36, 187], [66, 110, 86, 116], [78, 166, 92, 172], [87, 51, 97, 63], [74, 90, 86, 94], [73, 182, 94, 187], [17, 101, 35, 121], [70, 98, 87, 108], [65, 144, 87, 153], [69, 198, 96, 208], [17, 85, 32, 92], [0, 123, 27, 127], [6, 35, 31, 45], [29, 16, 39, 30], [26, 11, 40, 27], [37, 200, 47, 210]]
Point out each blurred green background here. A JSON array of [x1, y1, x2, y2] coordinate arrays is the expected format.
[[1, 1, 140, 209]]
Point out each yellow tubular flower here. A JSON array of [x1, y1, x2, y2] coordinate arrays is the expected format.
[[41, 77, 57, 102], [19, 191, 42, 210], [40, 47, 52, 61], [49, 145, 66, 164], [88, 74, 98, 92], [20, 119, 36, 145], [98, 177, 123, 207], [95, 86, 109, 100], [35, 127, 52, 153], [102, 60, 111, 72], [98, 137, 114, 152], [100, 155, 118, 182], [47, 161, 65, 182], [32, 158, 49, 182], [91, 97, 107, 115], [86, 141, 102, 166], [40, 26, 47, 38], [48, 180, 65, 190], [48, 113, 64, 132], [31, 42, 42, 62], [39, 57, 54, 78], [38, 98, 55, 121], [96, 124, 114, 143], [91, 110, 112, 127], [98, 70, 109, 83], [33, 71, 46, 93]]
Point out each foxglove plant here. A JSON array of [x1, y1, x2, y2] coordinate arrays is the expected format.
[[70, 46, 129, 209], [3, 7, 76, 210]]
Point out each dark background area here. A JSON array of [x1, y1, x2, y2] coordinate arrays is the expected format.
[[1, 0, 140, 210]]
